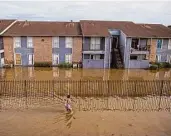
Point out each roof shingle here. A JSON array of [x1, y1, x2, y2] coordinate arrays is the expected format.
[[3, 21, 82, 36], [0, 19, 16, 34], [80, 20, 171, 38]]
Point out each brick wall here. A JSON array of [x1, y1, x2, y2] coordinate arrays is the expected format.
[[3, 37, 14, 64], [148, 38, 157, 62], [72, 37, 82, 63], [33, 37, 52, 63]]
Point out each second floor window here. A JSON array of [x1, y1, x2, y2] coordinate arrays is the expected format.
[[52, 37, 59, 48], [66, 37, 73, 48], [157, 39, 162, 49], [90, 37, 101, 50], [27, 37, 33, 48], [14, 37, 21, 48]]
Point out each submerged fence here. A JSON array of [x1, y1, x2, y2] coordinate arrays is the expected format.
[[0, 80, 171, 111]]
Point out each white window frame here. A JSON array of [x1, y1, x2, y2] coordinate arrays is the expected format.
[[65, 37, 73, 48], [168, 39, 171, 49], [28, 54, 34, 65], [157, 39, 163, 49], [52, 54, 59, 65], [52, 37, 59, 48], [27, 37, 33, 48], [90, 37, 101, 50], [156, 55, 161, 62], [14, 37, 21, 48], [14, 53, 22, 65], [65, 54, 72, 63], [167, 55, 171, 63]]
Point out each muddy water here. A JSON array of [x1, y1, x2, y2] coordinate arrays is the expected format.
[[0, 67, 171, 80]]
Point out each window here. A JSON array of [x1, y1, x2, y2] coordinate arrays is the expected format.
[[90, 37, 101, 50], [167, 55, 171, 63], [65, 54, 72, 63], [65, 37, 73, 48], [90, 54, 104, 60], [156, 55, 161, 62], [52, 54, 59, 65], [52, 37, 59, 48], [15, 54, 22, 65], [27, 37, 33, 48], [130, 55, 138, 60], [168, 39, 171, 49], [157, 39, 162, 49], [1, 52, 4, 58], [14, 37, 21, 48], [28, 54, 34, 65], [84, 54, 90, 59], [131, 38, 139, 49]]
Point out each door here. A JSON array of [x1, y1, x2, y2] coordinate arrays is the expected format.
[[28, 54, 34, 65], [53, 54, 59, 65], [15, 54, 22, 65]]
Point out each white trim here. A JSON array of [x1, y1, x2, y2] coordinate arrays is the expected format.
[[28, 53, 34, 65], [52, 54, 59, 65], [168, 39, 171, 49], [14, 53, 22, 65], [0, 49, 4, 53], [157, 39, 163, 49], [0, 20, 17, 35], [52, 37, 59, 48], [65, 54, 72, 63], [13, 37, 21, 48], [27, 37, 33, 48], [103, 37, 106, 68], [156, 54, 161, 62], [65, 37, 73, 48]]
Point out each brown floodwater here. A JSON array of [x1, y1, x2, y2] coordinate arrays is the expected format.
[[0, 67, 171, 80]]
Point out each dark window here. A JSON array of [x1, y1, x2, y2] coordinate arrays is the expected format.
[[100, 54, 104, 59], [84, 54, 90, 59], [131, 38, 139, 49], [130, 55, 137, 60], [1, 52, 4, 58]]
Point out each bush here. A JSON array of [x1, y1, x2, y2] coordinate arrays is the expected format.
[[34, 62, 52, 67], [57, 63, 72, 68], [149, 64, 159, 70], [161, 62, 171, 68], [149, 62, 171, 69]]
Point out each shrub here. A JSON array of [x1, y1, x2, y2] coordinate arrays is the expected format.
[[149, 64, 158, 70], [57, 63, 72, 68], [34, 62, 52, 67], [3, 64, 13, 68], [161, 62, 171, 68]]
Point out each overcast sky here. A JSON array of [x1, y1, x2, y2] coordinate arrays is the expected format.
[[0, 1, 171, 25]]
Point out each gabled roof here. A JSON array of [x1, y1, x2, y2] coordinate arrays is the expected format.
[[0, 19, 16, 34], [80, 20, 171, 38], [3, 21, 82, 36]]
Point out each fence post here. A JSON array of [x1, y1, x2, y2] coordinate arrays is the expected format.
[[24, 80, 28, 109], [79, 80, 81, 111], [133, 80, 136, 111], [158, 80, 164, 111], [53, 80, 55, 100]]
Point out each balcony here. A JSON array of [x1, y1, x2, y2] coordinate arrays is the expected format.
[[130, 45, 150, 54]]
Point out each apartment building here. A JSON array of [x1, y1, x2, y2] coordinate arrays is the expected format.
[[0, 20, 17, 67], [80, 20, 171, 68], [0, 19, 171, 69], [2, 21, 82, 66]]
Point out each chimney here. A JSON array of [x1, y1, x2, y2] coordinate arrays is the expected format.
[[70, 20, 73, 22]]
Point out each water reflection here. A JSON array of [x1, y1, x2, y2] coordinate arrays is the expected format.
[[0, 67, 171, 80]]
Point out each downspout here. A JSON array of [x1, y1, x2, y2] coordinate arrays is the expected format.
[[108, 36, 111, 69]]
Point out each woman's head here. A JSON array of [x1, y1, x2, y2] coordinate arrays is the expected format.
[[67, 94, 70, 98]]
